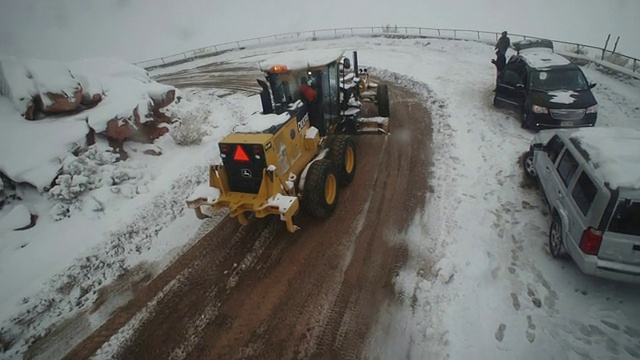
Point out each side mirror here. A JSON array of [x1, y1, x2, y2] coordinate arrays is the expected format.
[[343, 58, 351, 70], [589, 83, 597, 89], [516, 84, 525, 91], [532, 143, 544, 151]]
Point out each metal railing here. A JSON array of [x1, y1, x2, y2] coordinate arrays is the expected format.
[[134, 26, 640, 78]]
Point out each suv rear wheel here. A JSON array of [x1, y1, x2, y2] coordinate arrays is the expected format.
[[549, 214, 568, 258]]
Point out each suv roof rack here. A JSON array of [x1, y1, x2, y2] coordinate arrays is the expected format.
[[513, 39, 554, 53]]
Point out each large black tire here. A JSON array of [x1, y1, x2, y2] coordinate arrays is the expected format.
[[328, 135, 357, 186], [377, 84, 390, 117], [549, 214, 568, 258], [522, 150, 537, 179], [304, 159, 338, 218]]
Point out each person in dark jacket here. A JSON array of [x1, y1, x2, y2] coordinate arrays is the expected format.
[[493, 31, 510, 71]]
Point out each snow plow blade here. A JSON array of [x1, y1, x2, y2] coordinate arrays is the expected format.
[[357, 116, 389, 134]]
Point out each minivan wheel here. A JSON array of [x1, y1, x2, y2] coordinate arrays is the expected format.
[[521, 109, 530, 129], [522, 150, 537, 179], [549, 215, 568, 258]]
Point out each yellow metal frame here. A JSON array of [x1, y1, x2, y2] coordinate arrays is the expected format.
[[187, 111, 321, 232]]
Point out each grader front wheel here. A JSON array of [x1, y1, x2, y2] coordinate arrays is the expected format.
[[304, 159, 338, 218], [377, 84, 390, 117], [329, 135, 357, 186]]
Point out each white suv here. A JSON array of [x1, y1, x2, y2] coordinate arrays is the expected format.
[[522, 127, 640, 283]]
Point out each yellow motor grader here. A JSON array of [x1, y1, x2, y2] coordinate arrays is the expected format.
[[186, 49, 390, 232]]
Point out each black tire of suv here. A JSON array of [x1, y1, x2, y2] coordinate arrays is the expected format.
[[549, 214, 568, 258], [522, 150, 537, 179], [329, 135, 357, 186], [304, 159, 339, 218], [377, 84, 390, 117]]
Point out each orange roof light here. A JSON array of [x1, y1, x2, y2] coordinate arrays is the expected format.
[[268, 64, 289, 74], [233, 145, 250, 162]]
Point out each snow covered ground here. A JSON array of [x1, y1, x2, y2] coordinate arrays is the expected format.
[[1, 37, 640, 359]]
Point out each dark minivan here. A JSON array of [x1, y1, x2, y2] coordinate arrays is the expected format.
[[494, 39, 598, 130]]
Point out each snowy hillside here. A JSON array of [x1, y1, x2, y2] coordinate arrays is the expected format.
[[1, 37, 640, 359]]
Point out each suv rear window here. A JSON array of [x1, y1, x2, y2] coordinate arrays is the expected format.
[[608, 201, 640, 236]]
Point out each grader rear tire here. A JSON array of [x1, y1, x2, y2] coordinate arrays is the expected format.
[[377, 84, 390, 117], [329, 135, 357, 186], [304, 159, 338, 218]]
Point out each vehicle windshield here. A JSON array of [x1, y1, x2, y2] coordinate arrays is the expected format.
[[607, 200, 640, 236], [267, 73, 293, 106], [530, 69, 590, 91]]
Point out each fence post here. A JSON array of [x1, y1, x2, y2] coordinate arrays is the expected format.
[[453, 30, 457, 38], [161, 58, 165, 64], [477, 31, 480, 40], [419, 28, 422, 35], [438, 29, 441, 37], [612, 35, 620, 55], [633, 59, 638, 72], [602, 34, 611, 60]]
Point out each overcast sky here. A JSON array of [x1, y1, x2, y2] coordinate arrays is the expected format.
[[0, 0, 639, 62]]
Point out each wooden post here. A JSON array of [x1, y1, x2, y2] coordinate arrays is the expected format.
[[602, 34, 611, 60]]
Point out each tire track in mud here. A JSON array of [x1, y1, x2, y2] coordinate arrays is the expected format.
[[63, 77, 433, 359]]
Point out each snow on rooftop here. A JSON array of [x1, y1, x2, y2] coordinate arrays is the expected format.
[[234, 111, 290, 133], [570, 127, 640, 189], [520, 49, 570, 68], [259, 48, 346, 71]]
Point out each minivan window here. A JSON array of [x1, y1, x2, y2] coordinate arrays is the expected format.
[[557, 150, 579, 187], [502, 70, 522, 87], [546, 135, 565, 164], [571, 172, 597, 215], [530, 69, 589, 91], [608, 201, 640, 236]]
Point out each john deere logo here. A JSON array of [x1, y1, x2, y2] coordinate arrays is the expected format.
[[241, 169, 252, 178]]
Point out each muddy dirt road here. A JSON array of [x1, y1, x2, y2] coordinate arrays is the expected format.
[[63, 69, 433, 359]]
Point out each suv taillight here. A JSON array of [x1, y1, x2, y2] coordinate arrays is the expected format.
[[579, 227, 603, 255]]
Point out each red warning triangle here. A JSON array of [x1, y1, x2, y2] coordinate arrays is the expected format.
[[233, 145, 250, 162]]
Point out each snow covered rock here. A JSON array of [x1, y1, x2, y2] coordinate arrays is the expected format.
[[0, 55, 84, 119], [0, 56, 176, 189], [0, 204, 32, 231]]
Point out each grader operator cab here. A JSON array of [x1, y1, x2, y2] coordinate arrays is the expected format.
[[186, 49, 390, 232]]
